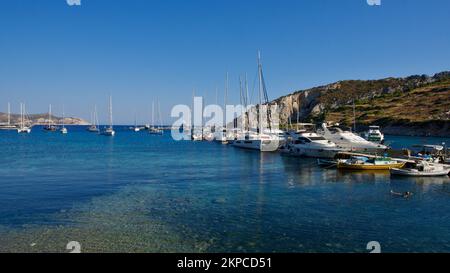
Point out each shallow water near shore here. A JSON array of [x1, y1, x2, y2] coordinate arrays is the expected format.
[[0, 126, 449, 253]]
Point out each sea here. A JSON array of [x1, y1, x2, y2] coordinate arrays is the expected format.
[[0, 125, 449, 253]]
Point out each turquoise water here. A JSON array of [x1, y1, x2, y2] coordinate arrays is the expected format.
[[0, 126, 450, 253]]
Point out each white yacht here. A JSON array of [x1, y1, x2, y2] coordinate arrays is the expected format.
[[281, 131, 342, 159], [17, 103, 31, 134], [232, 131, 281, 152], [319, 123, 388, 152], [101, 96, 115, 136], [214, 128, 228, 143], [362, 125, 384, 143]]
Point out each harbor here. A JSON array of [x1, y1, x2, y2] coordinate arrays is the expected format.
[[0, 127, 449, 253]]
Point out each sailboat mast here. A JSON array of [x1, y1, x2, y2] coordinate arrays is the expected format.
[[20, 103, 23, 128], [158, 100, 162, 129], [224, 73, 229, 131], [7, 102, 10, 125], [62, 105, 65, 128], [109, 96, 113, 129], [244, 74, 250, 132], [257, 51, 263, 134], [353, 99, 356, 132], [49, 104, 52, 126], [152, 100, 155, 127]]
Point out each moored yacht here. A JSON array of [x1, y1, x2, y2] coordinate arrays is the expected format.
[[87, 105, 100, 133], [362, 125, 384, 143], [319, 123, 388, 153], [231, 51, 281, 152], [100, 96, 115, 136], [43, 104, 58, 132], [0, 103, 17, 130], [17, 103, 31, 134], [281, 131, 343, 159]]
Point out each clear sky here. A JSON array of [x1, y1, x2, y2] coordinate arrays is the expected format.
[[0, 0, 449, 124]]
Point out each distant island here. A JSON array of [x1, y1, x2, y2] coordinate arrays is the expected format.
[[0, 113, 89, 126], [273, 71, 450, 137]]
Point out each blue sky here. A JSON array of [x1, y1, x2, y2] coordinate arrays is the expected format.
[[0, 0, 449, 124]]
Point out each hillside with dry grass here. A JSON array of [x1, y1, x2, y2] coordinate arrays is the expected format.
[[273, 71, 450, 136]]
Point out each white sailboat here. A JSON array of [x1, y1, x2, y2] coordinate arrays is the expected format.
[[232, 51, 281, 152], [132, 113, 140, 132], [17, 103, 31, 134], [87, 105, 100, 133], [214, 73, 229, 144], [101, 96, 115, 136], [43, 104, 58, 132], [0, 102, 17, 130], [60, 105, 68, 134], [149, 100, 163, 135]]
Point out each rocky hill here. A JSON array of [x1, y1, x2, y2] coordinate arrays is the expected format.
[[272, 71, 450, 137], [0, 113, 89, 126]]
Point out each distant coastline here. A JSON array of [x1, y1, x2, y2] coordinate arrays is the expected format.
[[0, 113, 89, 126]]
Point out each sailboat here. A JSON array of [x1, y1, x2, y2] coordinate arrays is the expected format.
[[87, 105, 100, 133], [0, 102, 17, 130], [60, 105, 68, 134], [149, 100, 163, 135], [232, 51, 281, 152], [17, 103, 31, 134], [130, 113, 140, 132], [101, 96, 115, 136], [214, 73, 229, 144], [43, 104, 58, 132]]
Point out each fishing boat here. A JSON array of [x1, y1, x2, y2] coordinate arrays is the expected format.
[[17, 103, 31, 134], [60, 106, 68, 134], [43, 104, 58, 132], [337, 156, 405, 170], [100, 96, 115, 136], [320, 123, 388, 153], [391, 161, 450, 177], [362, 125, 384, 143], [0, 103, 18, 130], [87, 105, 100, 133]]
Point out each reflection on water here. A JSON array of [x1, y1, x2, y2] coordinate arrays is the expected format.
[[0, 128, 449, 252]]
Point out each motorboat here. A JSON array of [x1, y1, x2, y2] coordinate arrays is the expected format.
[[319, 123, 388, 152], [362, 125, 384, 143], [391, 161, 450, 177]]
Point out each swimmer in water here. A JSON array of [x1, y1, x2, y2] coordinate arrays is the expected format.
[[390, 190, 413, 198]]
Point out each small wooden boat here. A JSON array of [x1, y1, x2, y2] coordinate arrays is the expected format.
[[337, 156, 405, 170], [391, 161, 450, 177]]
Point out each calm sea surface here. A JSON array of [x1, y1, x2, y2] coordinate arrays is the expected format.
[[0, 126, 449, 253]]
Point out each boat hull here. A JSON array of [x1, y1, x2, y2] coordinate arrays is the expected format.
[[337, 162, 405, 170], [390, 168, 450, 177]]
